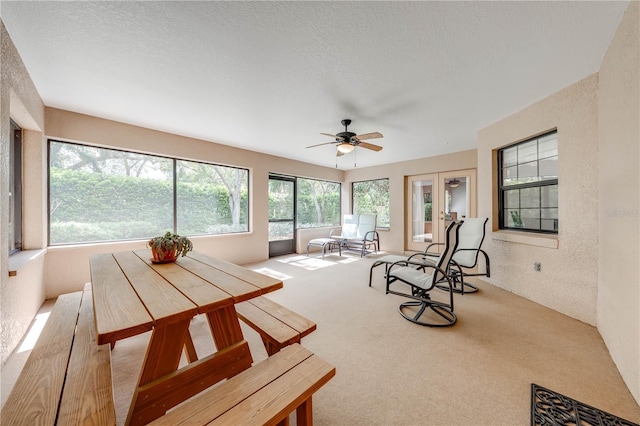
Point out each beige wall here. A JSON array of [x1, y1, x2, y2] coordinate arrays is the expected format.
[[478, 73, 599, 325], [2, 4, 639, 404], [476, 1, 640, 404], [344, 150, 478, 255], [0, 21, 47, 365], [597, 1, 639, 403], [44, 108, 344, 297]]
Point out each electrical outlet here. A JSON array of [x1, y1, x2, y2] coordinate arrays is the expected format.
[[534, 262, 541, 272]]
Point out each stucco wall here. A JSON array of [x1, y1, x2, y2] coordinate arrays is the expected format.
[[477, 74, 599, 326], [597, 1, 640, 404], [344, 149, 478, 255], [43, 108, 344, 298], [0, 21, 46, 365]]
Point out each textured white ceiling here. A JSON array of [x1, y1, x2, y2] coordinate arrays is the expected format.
[[0, 1, 628, 170]]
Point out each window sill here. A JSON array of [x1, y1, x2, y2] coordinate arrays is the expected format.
[[8, 249, 47, 276], [491, 231, 558, 249]]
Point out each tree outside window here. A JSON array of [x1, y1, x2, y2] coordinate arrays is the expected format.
[[49, 140, 249, 245], [352, 178, 390, 228], [296, 178, 340, 228]]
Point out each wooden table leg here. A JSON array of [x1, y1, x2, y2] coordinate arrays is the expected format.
[[206, 304, 244, 349], [184, 330, 198, 363], [296, 397, 313, 426], [126, 319, 190, 425], [127, 306, 254, 425]]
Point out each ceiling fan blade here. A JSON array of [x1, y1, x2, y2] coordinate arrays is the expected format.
[[358, 141, 383, 152], [320, 132, 342, 139], [306, 141, 337, 149], [354, 132, 383, 140]]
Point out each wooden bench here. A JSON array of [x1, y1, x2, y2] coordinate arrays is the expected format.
[[1, 283, 115, 425], [236, 296, 317, 356], [149, 343, 335, 425]]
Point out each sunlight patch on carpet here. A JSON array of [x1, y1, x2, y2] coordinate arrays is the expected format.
[[275, 254, 363, 270], [251, 267, 293, 281]]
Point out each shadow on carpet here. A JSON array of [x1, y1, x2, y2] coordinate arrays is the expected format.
[[531, 383, 639, 426]]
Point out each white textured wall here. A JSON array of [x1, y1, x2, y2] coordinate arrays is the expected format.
[[0, 21, 46, 365], [597, 1, 640, 404], [478, 74, 600, 326]]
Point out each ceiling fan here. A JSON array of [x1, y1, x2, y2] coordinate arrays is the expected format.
[[306, 119, 383, 156]]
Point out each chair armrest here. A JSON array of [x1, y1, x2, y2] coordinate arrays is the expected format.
[[389, 259, 432, 271], [424, 242, 443, 253], [329, 229, 342, 237], [363, 230, 379, 242], [407, 253, 437, 264]]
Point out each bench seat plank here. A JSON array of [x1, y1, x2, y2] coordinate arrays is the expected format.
[[236, 296, 317, 356], [211, 353, 335, 425], [250, 296, 316, 338], [0, 292, 82, 425], [236, 300, 300, 348], [149, 344, 335, 425], [58, 284, 115, 425]]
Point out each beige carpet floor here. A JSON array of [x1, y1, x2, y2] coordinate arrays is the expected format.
[[3, 250, 640, 425]]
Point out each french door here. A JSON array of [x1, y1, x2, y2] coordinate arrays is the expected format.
[[405, 169, 476, 252], [268, 175, 296, 257]]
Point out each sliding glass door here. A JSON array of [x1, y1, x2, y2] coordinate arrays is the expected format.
[[268, 175, 296, 257]]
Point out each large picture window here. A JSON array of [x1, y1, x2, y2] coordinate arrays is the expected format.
[[352, 178, 390, 228], [296, 178, 341, 228], [176, 160, 248, 235], [48, 140, 249, 245], [498, 131, 558, 233]]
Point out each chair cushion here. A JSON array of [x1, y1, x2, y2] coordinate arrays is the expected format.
[[356, 214, 377, 240], [376, 255, 410, 264], [391, 266, 434, 290], [452, 218, 486, 267], [308, 238, 334, 246], [340, 215, 359, 239]]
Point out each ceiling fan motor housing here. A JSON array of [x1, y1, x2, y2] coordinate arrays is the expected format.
[[336, 131, 357, 142]]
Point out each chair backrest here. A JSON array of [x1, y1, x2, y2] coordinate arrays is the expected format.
[[356, 214, 377, 240], [451, 217, 488, 268], [432, 221, 462, 285], [341, 214, 359, 239]]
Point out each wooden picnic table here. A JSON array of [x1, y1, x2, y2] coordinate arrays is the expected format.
[[90, 250, 283, 425]]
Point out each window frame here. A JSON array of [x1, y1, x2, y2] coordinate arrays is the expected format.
[[47, 139, 250, 245], [9, 119, 23, 254], [352, 178, 390, 229], [497, 130, 558, 234], [295, 176, 342, 229]]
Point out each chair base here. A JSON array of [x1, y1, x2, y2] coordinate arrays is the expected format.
[[398, 300, 457, 327], [436, 280, 478, 294]]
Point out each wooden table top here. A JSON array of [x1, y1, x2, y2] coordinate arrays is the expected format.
[[90, 250, 283, 346]]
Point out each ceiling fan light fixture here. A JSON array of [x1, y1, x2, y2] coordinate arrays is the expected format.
[[448, 178, 460, 188], [337, 143, 355, 153]]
